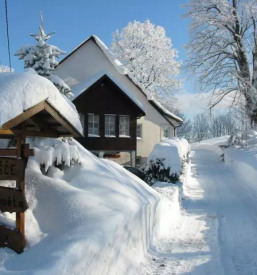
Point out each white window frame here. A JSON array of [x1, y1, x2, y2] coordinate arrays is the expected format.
[[119, 115, 130, 137], [161, 125, 171, 140], [136, 124, 142, 140], [105, 115, 116, 137], [88, 114, 100, 137]]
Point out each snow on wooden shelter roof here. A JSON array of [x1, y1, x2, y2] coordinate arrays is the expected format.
[[0, 72, 83, 138], [58, 35, 183, 124]]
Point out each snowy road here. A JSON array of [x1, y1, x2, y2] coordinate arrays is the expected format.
[[141, 143, 257, 275]]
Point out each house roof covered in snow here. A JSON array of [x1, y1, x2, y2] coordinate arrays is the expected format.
[[72, 71, 146, 116], [0, 72, 83, 137], [58, 35, 183, 124]]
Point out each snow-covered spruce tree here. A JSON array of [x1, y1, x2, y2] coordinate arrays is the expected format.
[[111, 20, 181, 107], [15, 15, 72, 98], [184, 0, 257, 126]]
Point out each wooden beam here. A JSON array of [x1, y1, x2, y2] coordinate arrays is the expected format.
[[16, 136, 26, 248], [13, 130, 60, 138], [0, 129, 15, 136], [44, 101, 83, 137], [0, 149, 17, 156], [31, 116, 59, 135], [2, 101, 45, 130]]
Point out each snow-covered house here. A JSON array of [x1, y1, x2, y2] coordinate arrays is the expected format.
[[55, 35, 183, 165]]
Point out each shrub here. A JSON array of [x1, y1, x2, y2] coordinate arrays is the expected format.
[[144, 158, 179, 185]]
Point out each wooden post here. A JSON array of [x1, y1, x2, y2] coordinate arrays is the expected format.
[[16, 135, 26, 247]]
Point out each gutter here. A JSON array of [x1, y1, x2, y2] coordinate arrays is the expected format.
[[174, 121, 183, 137]]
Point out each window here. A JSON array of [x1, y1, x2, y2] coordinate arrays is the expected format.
[[137, 124, 142, 139], [88, 114, 99, 136], [119, 116, 130, 137], [105, 115, 116, 137], [79, 113, 85, 134], [161, 125, 171, 140]]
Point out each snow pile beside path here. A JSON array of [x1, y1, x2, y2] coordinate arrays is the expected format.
[[224, 131, 257, 184], [0, 139, 164, 274], [152, 182, 182, 243], [146, 138, 190, 175], [228, 130, 257, 148], [0, 72, 82, 134]]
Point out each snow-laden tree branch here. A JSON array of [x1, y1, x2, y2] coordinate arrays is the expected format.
[[111, 20, 181, 107], [15, 15, 73, 98], [184, 0, 257, 125]]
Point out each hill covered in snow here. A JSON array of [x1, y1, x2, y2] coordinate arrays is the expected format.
[[0, 139, 180, 274]]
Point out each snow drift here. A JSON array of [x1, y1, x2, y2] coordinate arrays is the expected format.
[[0, 140, 166, 274]]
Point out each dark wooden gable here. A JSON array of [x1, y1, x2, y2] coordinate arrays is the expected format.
[[73, 75, 142, 152], [73, 75, 144, 117]]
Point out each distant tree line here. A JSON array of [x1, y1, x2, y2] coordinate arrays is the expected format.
[[177, 109, 250, 143]]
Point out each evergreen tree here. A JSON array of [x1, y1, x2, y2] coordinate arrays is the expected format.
[[15, 13, 72, 98]]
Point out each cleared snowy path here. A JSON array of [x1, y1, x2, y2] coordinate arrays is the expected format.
[[141, 142, 257, 275]]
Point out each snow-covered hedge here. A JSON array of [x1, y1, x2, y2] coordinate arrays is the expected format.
[[145, 138, 190, 184], [30, 138, 80, 172]]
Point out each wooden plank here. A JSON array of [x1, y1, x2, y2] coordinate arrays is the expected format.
[[44, 101, 83, 137], [0, 129, 15, 136], [16, 136, 26, 247], [0, 149, 17, 157], [22, 130, 59, 138], [0, 158, 25, 180], [2, 101, 45, 130], [22, 144, 34, 158], [0, 186, 28, 213], [0, 225, 24, 254], [30, 116, 57, 134]]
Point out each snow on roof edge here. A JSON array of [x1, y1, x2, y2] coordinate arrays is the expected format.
[[72, 70, 146, 114], [147, 94, 183, 123], [59, 35, 182, 124], [91, 35, 182, 123]]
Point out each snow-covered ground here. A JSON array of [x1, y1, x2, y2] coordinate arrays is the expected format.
[[0, 140, 163, 274], [140, 136, 257, 275], [1, 134, 257, 274]]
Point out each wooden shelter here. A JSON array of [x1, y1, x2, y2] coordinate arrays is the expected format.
[[0, 98, 83, 254], [0, 99, 83, 139]]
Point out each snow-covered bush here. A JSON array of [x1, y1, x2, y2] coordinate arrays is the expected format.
[[145, 138, 190, 184], [145, 158, 179, 185], [30, 138, 80, 173], [0, 65, 13, 73]]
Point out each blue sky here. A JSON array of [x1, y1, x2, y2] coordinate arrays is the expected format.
[[0, 0, 202, 115], [0, 0, 189, 72]]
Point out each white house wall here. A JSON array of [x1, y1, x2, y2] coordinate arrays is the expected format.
[[56, 40, 174, 159]]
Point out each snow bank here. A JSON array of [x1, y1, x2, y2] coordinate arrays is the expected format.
[[0, 139, 165, 274], [152, 182, 182, 242], [146, 138, 190, 175], [0, 72, 82, 134], [223, 130, 257, 183]]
